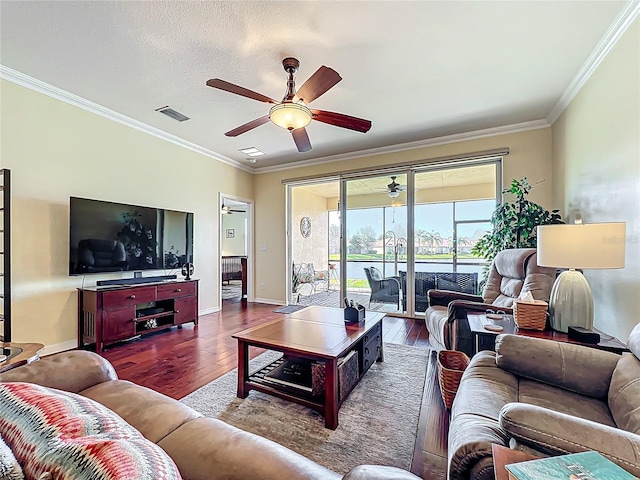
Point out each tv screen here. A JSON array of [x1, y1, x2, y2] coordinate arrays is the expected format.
[[69, 197, 194, 275]]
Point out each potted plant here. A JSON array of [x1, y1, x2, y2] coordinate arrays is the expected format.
[[472, 177, 563, 279]]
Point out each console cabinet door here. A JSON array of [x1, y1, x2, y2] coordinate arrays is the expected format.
[[174, 296, 197, 325], [102, 306, 136, 342]]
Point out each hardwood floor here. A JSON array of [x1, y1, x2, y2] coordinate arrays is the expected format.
[[102, 300, 433, 399], [102, 300, 447, 477]]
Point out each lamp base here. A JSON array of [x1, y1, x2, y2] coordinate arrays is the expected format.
[[548, 270, 594, 333]]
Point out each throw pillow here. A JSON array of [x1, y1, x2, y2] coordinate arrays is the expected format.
[[0, 434, 23, 480], [0, 382, 182, 480], [436, 277, 463, 292], [369, 267, 382, 281]]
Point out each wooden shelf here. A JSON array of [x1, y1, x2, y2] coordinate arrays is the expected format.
[[134, 310, 174, 322], [136, 322, 174, 336]]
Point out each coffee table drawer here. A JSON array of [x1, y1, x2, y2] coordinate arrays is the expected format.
[[362, 322, 382, 346], [103, 286, 156, 307], [363, 341, 381, 372]]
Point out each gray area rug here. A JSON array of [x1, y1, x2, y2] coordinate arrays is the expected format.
[[181, 343, 429, 475], [273, 305, 307, 313]]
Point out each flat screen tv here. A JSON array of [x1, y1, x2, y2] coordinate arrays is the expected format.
[[69, 197, 194, 275]]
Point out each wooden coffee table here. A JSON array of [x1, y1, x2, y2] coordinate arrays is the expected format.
[[233, 306, 385, 429], [0, 342, 45, 373]]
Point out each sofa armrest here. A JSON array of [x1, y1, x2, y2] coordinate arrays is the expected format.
[[448, 300, 512, 320], [343, 465, 421, 480], [500, 403, 640, 477], [158, 417, 342, 480], [0, 350, 117, 393], [495, 335, 620, 398], [427, 289, 483, 307]]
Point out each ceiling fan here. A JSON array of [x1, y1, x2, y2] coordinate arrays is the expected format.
[[206, 57, 372, 153], [221, 203, 245, 215], [386, 176, 407, 198]]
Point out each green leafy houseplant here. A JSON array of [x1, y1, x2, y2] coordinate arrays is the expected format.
[[472, 177, 563, 279]]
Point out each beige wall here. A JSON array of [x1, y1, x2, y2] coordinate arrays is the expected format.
[[291, 187, 329, 271], [552, 20, 640, 341], [222, 213, 247, 256], [254, 127, 554, 303], [0, 80, 253, 349]]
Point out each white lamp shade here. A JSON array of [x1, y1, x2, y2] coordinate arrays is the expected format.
[[537, 223, 625, 269]]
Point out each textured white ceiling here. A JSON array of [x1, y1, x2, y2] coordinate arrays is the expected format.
[[0, 1, 629, 171]]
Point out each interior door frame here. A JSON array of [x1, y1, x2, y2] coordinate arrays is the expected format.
[[218, 192, 254, 304]]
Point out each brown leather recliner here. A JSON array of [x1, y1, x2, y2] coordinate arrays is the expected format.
[[425, 248, 555, 356]]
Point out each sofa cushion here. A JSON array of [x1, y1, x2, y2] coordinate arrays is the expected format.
[[0, 382, 182, 480], [436, 278, 461, 292], [0, 434, 23, 480], [369, 266, 382, 281], [495, 334, 619, 399], [425, 305, 447, 351], [609, 353, 640, 434], [81, 379, 201, 443], [518, 379, 616, 428], [627, 322, 640, 360]]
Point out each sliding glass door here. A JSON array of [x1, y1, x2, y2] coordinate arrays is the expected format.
[[287, 159, 500, 316], [343, 174, 408, 314], [411, 163, 497, 314], [289, 180, 341, 307]]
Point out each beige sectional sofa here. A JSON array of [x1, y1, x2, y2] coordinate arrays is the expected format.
[[0, 350, 421, 480], [447, 323, 640, 479]]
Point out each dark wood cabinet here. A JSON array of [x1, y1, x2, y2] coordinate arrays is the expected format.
[[78, 279, 199, 353]]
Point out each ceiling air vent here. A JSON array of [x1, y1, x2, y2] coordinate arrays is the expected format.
[[156, 106, 190, 122]]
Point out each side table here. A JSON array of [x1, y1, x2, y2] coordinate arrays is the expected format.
[[468, 313, 628, 355], [492, 444, 538, 480], [0, 342, 45, 373]]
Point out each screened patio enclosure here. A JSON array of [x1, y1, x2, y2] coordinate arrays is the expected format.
[[288, 160, 499, 317]]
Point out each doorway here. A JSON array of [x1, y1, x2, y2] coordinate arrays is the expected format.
[[220, 194, 253, 306]]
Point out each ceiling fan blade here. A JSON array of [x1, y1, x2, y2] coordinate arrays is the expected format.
[[292, 127, 312, 153], [312, 109, 372, 133], [206, 79, 278, 104], [224, 115, 271, 137], [293, 66, 342, 104]]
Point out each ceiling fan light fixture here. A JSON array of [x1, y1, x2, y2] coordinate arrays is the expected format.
[[388, 190, 400, 198], [269, 103, 312, 130]]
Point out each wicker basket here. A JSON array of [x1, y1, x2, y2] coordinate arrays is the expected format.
[[437, 350, 470, 410], [513, 299, 548, 330]]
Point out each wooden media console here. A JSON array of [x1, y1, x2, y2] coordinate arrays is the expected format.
[[78, 279, 198, 353]]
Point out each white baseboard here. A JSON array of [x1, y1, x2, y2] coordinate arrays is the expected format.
[[253, 298, 285, 305], [41, 340, 77, 356], [199, 306, 221, 316]]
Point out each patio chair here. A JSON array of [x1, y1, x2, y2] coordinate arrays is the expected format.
[[293, 263, 328, 297], [363, 266, 401, 309]]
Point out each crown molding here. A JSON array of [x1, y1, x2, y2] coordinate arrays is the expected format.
[[253, 119, 550, 174], [0, 66, 253, 174], [547, 0, 640, 124]]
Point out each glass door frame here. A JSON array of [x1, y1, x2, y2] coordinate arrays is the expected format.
[[285, 157, 503, 316]]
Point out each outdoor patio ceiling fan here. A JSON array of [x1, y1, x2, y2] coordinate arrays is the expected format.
[[386, 176, 407, 198], [206, 57, 372, 153]]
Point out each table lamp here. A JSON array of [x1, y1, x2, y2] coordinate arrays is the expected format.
[[537, 222, 625, 332]]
